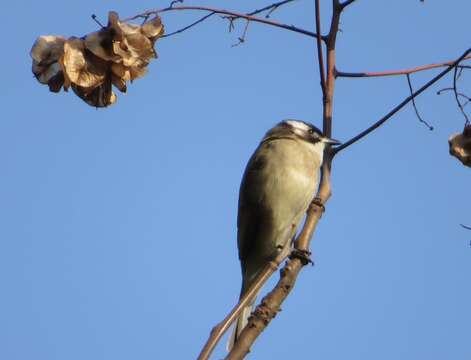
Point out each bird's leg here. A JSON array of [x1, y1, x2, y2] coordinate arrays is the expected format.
[[289, 248, 314, 266], [310, 197, 325, 213]]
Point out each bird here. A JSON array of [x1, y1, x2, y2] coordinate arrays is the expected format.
[[228, 120, 340, 350]]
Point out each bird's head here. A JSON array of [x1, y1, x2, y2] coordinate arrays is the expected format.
[[265, 119, 341, 146]]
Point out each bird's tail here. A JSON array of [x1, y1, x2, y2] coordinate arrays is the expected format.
[[227, 303, 254, 352], [227, 270, 262, 352]]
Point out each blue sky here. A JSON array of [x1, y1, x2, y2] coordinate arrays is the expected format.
[[1, 1, 470, 359]]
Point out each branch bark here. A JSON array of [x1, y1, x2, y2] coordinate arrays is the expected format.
[[334, 48, 471, 153], [315, 0, 326, 97], [196, 251, 289, 360], [224, 1, 344, 358], [336, 56, 471, 78]]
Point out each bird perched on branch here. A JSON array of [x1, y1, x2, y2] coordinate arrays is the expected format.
[[228, 120, 340, 350]]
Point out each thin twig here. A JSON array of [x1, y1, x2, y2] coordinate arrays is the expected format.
[[334, 48, 471, 154], [162, 12, 215, 38], [161, 1, 298, 39], [247, 0, 298, 17], [196, 251, 290, 360], [437, 88, 471, 105], [461, 224, 471, 230], [124, 5, 318, 39], [453, 67, 470, 124], [336, 56, 471, 78], [169, 0, 184, 8], [315, 0, 327, 97], [91, 14, 105, 28], [232, 21, 250, 47], [225, 1, 345, 358], [406, 74, 434, 130]]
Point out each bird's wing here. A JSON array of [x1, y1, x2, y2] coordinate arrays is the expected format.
[[237, 147, 273, 263]]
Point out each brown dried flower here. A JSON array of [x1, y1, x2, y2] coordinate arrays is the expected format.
[[30, 11, 164, 107]]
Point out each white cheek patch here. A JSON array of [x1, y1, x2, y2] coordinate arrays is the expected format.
[[309, 142, 325, 164]]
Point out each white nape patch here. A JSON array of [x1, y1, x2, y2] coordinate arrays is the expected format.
[[286, 120, 311, 132]]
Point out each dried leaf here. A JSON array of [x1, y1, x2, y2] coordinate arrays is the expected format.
[[62, 37, 107, 88], [112, 33, 155, 67], [31, 36, 66, 90], [141, 16, 165, 41], [107, 10, 157, 67], [84, 30, 121, 62], [32, 61, 62, 84], [30, 10, 164, 107], [449, 125, 471, 167], [47, 72, 65, 93], [71, 78, 116, 107], [111, 62, 147, 82], [111, 73, 127, 93], [30, 35, 65, 65]]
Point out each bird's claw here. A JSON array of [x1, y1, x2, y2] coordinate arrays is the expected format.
[[310, 197, 325, 212], [289, 249, 314, 266]]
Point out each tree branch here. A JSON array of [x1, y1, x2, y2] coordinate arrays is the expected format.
[[336, 56, 471, 78], [246, 0, 298, 17], [334, 48, 471, 154], [196, 251, 289, 360], [406, 74, 434, 130], [224, 1, 345, 358], [453, 67, 470, 124], [161, 0, 299, 39], [125, 5, 318, 39], [162, 12, 215, 38], [315, 0, 327, 97], [340, 0, 357, 9]]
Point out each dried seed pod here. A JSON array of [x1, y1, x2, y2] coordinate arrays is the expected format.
[[107, 11, 159, 67], [111, 73, 127, 93], [449, 125, 471, 167], [141, 16, 165, 42], [62, 37, 107, 88], [112, 33, 155, 67], [71, 78, 116, 108], [111, 62, 147, 82], [31, 35, 66, 91], [30, 10, 164, 107], [84, 30, 121, 62], [30, 35, 65, 65]]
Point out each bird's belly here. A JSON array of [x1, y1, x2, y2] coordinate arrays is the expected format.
[[262, 165, 317, 248]]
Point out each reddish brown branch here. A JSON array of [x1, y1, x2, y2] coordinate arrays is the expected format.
[[334, 48, 471, 154], [162, 0, 298, 38], [224, 1, 344, 358], [336, 56, 471, 78], [196, 253, 288, 360], [315, 0, 327, 97], [125, 5, 318, 39]]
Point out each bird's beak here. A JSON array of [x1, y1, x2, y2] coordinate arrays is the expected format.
[[321, 137, 341, 145]]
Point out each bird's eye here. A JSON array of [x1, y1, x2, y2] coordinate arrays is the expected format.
[[308, 128, 315, 134]]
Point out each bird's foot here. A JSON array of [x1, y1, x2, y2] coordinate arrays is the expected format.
[[310, 197, 325, 213], [289, 249, 314, 266]]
